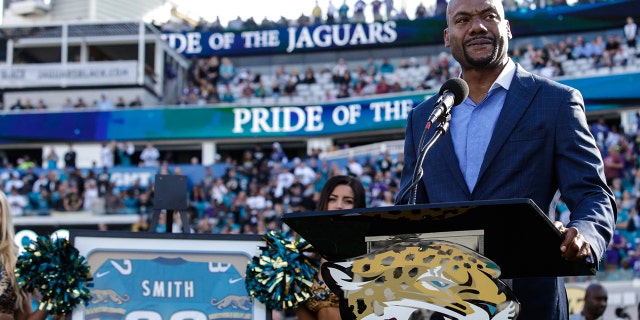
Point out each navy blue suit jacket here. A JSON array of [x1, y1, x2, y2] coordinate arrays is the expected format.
[[396, 63, 616, 319]]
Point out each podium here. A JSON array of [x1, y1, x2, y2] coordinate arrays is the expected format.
[[282, 198, 595, 279]]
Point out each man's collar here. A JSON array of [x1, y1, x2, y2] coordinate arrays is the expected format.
[[456, 58, 516, 93], [490, 58, 516, 92]]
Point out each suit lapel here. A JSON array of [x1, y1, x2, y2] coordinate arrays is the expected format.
[[443, 129, 469, 195], [426, 124, 470, 197], [475, 65, 540, 188]]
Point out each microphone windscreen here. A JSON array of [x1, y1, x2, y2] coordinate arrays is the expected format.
[[439, 78, 470, 106]]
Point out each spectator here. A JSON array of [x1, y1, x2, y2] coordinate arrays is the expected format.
[[140, 143, 160, 167], [289, 68, 301, 84], [332, 58, 349, 84], [371, 0, 383, 22], [63, 185, 84, 212], [415, 2, 427, 19], [293, 158, 316, 186], [270, 142, 288, 166], [296, 13, 311, 27], [573, 35, 592, 59], [20, 166, 37, 192], [592, 36, 605, 59], [590, 116, 610, 152], [617, 190, 637, 244], [10, 99, 23, 111], [6, 187, 27, 216], [394, 7, 408, 20], [115, 97, 126, 108], [117, 142, 135, 166], [326, 0, 336, 24], [83, 179, 100, 212], [375, 76, 391, 94], [336, 84, 350, 99], [210, 16, 223, 31], [569, 283, 607, 320], [104, 184, 125, 214], [31, 173, 48, 194], [364, 57, 379, 76], [624, 16, 637, 49], [61, 98, 75, 109], [22, 99, 34, 110], [129, 96, 143, 107], [300, 67, 317, 84], [227, 16, 244, 31], [539, 60, 556, 78], [269, 79, 281, 98], [379, 57, 394, 74], [435, 0, 447, 15], [384, 0, 394, 20], [221, 84, 235, 103], [35, 99, 47, 110], [242, 17, 259, 30], [338, 0, 349, 23], [283, 78, 297, 97], [240, 82, 255, 99], [100, 141, 116, 168], [96, 94, 114, 110], [218, 57, 235, 85], [376, 151, 394, 174], [312, 0, 323, 24], [43, 170, 59, 194], [75, 98, 88, 109], [4, 171, 24, 195], [346, 156, 363, 177], [604, 145, 625, 185], [63, 144, 77, 168], [605, 34, 621, 58]]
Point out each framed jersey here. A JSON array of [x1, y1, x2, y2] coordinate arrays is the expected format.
[[70, 230, 268, 320]]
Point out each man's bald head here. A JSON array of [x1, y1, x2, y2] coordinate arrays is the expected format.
[[446, 0, 507, 26]]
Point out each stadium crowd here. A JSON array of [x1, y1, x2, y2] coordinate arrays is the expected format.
[[173, 25, 639, 107], [9, 29, 634, 112], [160, 0, 618, 33]]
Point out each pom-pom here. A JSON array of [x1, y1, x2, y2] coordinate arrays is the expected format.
[[15, 236, 92, 316], [245, 231, 319, 310]]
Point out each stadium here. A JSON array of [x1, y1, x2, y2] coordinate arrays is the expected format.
[[0, 0, 639, 319]]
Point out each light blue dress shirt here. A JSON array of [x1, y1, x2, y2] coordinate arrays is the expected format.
[[450, 59, 516, 192]]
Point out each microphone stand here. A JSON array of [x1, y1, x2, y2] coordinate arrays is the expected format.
[[403, 113, 452, 205]]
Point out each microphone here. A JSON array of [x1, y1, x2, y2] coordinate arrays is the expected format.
[[426, 78, 469, 129]]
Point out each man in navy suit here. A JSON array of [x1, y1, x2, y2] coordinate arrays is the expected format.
[[396, 0, 616, 319]]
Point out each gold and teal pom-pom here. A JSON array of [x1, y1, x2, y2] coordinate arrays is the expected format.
[[15, 236, 93, 316], [245, 231, 319, 310]]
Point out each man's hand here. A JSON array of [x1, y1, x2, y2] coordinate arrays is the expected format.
[[554, 221, 592, 261]]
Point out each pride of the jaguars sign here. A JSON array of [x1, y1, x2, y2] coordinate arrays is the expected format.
[[70, 231, 268, 320]]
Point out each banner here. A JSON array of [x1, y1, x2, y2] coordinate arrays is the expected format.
[[0, 61, 138, 88], [162, 21, 411, 57], [0, 92, 432, 142]]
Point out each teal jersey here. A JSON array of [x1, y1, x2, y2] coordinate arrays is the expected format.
[[86, 257, 252, 320]]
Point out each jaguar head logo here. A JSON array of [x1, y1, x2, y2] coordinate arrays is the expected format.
[[322, 240, 519, 320]]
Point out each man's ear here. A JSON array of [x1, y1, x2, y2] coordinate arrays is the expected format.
[[444, 28, 450, 48], [506, 20, 512, 40]]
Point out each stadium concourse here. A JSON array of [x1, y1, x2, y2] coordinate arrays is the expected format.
[[1, 0, 640, 319]]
